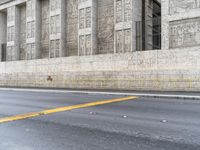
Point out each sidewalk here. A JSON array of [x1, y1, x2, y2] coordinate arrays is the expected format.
[[0, 87, 200, 100]]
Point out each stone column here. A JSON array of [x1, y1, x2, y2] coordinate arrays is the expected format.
[[0, 12, 7, 61], [78, 0, 97, 56], [114, 0, 142, 53], [7, 6, 20, 61], [161, 0, 169, 50], [144, 0, 153, 50], [26, 0, 41, 60], [49, 0, 66, 58]]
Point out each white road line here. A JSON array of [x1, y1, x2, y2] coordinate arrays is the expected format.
[[0, 88, 200, 100]]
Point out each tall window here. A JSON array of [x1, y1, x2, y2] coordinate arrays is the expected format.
[[50, 40, 60, 58], [26, 43, 35, 60], [27, 21, 35, 39], [7, 46, 15, 61]]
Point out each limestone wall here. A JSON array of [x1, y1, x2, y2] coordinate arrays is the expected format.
[[0, 47, 200, 91], [162, 0, 200, 50]]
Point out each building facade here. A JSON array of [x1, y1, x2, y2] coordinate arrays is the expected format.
[[0, 0, 200, 91], [0, 0, 151, 60]]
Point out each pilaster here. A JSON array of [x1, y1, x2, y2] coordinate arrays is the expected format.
[[78, 0, 97, 56], [26, 0, 41, 60], [49, 0, 66, 58], [7, 6, 20, 61]]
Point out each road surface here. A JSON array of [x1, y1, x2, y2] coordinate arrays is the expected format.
[[0, 90, 200, 150]]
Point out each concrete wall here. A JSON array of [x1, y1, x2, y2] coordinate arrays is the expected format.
[[0, 47, 200, 91]]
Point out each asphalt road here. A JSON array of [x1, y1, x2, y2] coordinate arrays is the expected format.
[[0, 90, 200, 150]]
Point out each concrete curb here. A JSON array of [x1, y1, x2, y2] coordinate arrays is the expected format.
[[0, 88, 200, 100]]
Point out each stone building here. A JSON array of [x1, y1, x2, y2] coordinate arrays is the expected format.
[[0, 0, 200, 91], [0, 0, 161, 60]]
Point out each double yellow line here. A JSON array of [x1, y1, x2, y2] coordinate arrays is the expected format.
[[0, 96, 137, 124]]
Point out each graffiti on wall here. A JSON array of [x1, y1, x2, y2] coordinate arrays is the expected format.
[[170, 0, 200, 14], [169, 18, 200, 48]]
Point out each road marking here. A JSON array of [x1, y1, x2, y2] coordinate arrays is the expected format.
[[0, 88, 199, 100], [0, 96, 137, 124]]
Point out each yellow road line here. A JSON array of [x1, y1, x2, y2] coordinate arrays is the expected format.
[[0, 96, 138, 124]]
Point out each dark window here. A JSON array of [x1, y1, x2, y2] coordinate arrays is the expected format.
[[1, 44, 6, 61]]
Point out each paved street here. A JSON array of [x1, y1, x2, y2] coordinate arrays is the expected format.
[[0, 90, 200, 150]]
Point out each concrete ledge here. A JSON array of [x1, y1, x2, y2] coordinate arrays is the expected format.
[[0, 87, 200, 100]]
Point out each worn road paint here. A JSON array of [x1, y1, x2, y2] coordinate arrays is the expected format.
[[0, 96, 137, 124]]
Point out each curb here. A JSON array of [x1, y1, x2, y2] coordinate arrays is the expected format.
[[0, 88, 200, 100]]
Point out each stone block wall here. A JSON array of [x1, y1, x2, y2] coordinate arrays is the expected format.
[[0, 47, 200, 91]]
